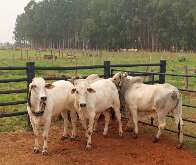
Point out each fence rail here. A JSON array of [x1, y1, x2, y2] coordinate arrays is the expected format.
[[0, 78, 27, 83], [0, 66, 26, 70], [110, 63, 160, 68], [0, 89, 27, 95], [111, 69, 196, 78], [0, 111, 27, 118], [0, 60, 196, 139], [167, 115, 196, 124], [0, 100, 26, 106], [36, 65, 104, 70], [139, 121, 196, 139]]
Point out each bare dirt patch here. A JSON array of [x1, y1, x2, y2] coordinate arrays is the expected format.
[[0, 120, 195, 165]]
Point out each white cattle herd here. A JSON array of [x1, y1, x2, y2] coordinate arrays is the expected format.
[[27, 72, 183, 155]]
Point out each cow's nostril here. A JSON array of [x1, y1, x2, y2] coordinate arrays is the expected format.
[[41, 97, 47, 101], [80, 103, 86, 107]]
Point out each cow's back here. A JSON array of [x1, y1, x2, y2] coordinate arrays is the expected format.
[[47, 80, 75, 116], [125, 83, 156, 111], [153, 83, 179, 111], [88, 79, 119, 112]]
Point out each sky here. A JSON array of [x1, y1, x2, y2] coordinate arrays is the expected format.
[[0, 0, 38, 43]]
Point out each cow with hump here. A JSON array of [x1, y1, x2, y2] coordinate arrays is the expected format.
[[71, 77, 123, 150], [112, 72, 183, 149], [85, 74, 112, 135], [27, 77, 78, 155]]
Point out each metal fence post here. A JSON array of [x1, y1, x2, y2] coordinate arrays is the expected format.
[[104, 60, 115, 118], [26, 62, 35, 128], [159, 60, 166, 84], [104, 61, 111, 78], [184, 65, 189, 89]]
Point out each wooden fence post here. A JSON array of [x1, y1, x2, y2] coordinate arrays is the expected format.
[[26, 62, 35, 128], [159, 60, 166, 84], [184, 65, 189, 89], [104, 61, 111, 78]]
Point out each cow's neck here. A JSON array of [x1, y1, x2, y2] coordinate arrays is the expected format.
[[120, 80, 130, 96]]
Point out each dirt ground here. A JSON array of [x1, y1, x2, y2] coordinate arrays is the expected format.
[[0, 120, 196, 165]]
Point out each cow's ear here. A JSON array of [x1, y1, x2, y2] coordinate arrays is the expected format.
[[30, 83, 37, 90], [68, 79, 74, 84], [45, 83, 54, 89], [68, 78, 74, 84], [123, 72, 128, 77], [87, 87, 96, 93], [71, 88, 76, 94]]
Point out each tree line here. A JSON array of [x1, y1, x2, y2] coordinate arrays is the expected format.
[[14, 0, 196, 51]]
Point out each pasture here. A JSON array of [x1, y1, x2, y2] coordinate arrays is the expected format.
[[0, 49, 196, 158]]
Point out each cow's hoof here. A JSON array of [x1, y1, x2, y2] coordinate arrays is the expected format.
[[42, 149, 48, 156], [85, 144, 92, 151], [125, 127, 133, 132], [132, 133, 138, 139], [61, 135, 69, 141], [176, 143, 183, 149], [93, 129, 98, 133], [119, 131, 123, 137], [33, 147, 40, 154], [103, 132, 108, 138], [70, 136, 80, 141], [153, 137, 159, 143]]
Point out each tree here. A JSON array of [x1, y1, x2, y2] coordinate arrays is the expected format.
[[14, 0, 196, 51]]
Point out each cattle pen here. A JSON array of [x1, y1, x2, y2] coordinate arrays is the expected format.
[[0, 60, 196, 140]]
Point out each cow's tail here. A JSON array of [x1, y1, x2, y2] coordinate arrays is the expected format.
[[172, 90, 183, 148], [171, 90, 180, 110]]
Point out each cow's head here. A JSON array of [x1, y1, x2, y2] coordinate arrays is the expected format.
[[112, 72, 124, 87], [112, 72, 130, 89], [28, 77, 54, 114], [71, 79, 96, 110]]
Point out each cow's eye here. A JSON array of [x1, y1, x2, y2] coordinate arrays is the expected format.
[[114, 78, 116, 81], [31, 85, 37, 89], [76, 91, 79, 94]]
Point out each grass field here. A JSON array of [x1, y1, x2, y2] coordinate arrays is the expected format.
[[0, 49, 195, 149]]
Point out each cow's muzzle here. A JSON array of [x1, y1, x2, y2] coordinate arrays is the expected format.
[[31, 110, 44, 117], [41, 96, 47, 102], [80, 103, 86, 108]]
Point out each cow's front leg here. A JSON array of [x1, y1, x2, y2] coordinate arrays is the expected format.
[[70, 111, 77, 139], [61, 111, 69, 140], [103, 111, 110, 136], [85, 113, 95, 151], [94, 113, 101, 132], [125, 111, 133, 132], [30, 117, 40, 153], [78, 111, 87, 130], [33, 128, 40, 153], [42, 120, 51, 155], [131, 109, 138, 138]]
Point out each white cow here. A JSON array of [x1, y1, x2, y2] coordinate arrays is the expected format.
[[71, 78, 123, 150], [86, 74, 112, 134], [127, 48, 138, 52], [27, 77, 77, 155], [86, 74, 102, 84], [112, 72, 183, 148]]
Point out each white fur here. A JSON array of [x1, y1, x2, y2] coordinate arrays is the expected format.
[[85, 74, 111, 135], [27, 78, 77, 155], [112, 72, 183, 147], [72, 78, 123, 150]]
